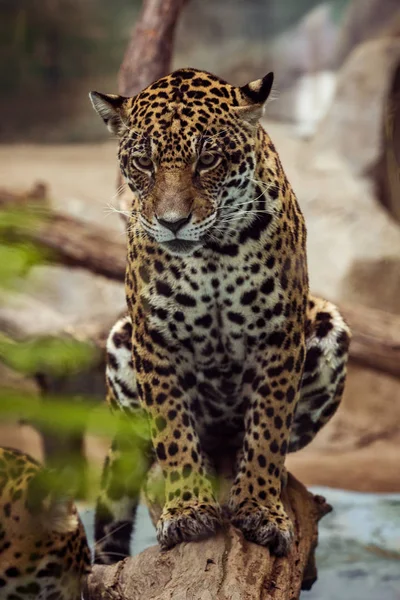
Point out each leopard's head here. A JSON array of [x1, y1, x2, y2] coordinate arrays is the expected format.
[[90, 68, 274, 255]]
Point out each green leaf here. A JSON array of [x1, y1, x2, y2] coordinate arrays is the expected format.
[[0, 242, 46, 289], [0, 205, 44, 234], [0, 333, 97, 375], [0, 390, 149, 440]]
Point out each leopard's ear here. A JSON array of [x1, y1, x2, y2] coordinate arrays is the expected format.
[[89, 92, 128, 135], [235, 72, 274, 125]]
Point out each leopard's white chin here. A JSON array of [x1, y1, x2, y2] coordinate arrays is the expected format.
[[160, 239, 203, 256]]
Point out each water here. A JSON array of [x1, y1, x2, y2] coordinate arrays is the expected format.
[[304, 489, 400, 599], [80, 488, 400, 599]]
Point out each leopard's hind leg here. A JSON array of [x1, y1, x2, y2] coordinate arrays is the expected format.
[[289, 296, 351, 453], [94, 316, 153, 564]]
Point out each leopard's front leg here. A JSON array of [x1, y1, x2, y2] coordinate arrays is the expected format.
[[229, 334, 305, 556], [133, 336, 221, 549]]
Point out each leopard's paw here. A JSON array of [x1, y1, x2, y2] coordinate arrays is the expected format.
[[157, 501, 222, 550], [230, 500, 293, 557]]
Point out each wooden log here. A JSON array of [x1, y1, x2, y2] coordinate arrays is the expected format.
[[31, 211, 127, 281], [118, 0, 189, 97], [0, 184, 127, 281], [84, 474, 332, 600], [339, 301, 400, 380]]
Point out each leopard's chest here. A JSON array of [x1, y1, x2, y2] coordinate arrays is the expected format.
[[145, 255, 283, 364], [142, 256, 285, 449]]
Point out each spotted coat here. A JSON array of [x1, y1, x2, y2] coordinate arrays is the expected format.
[[0, 447, 91, 600], [90, 68, 351, 560]]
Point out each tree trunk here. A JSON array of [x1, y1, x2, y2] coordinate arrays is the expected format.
[[118, 0, 189, 97]]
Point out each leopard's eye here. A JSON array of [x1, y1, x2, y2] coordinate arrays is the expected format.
[[197, 152, 221, 171], [132, 155, 153, 171]]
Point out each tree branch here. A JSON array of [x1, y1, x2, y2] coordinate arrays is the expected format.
[[84, 474, 332, 600]]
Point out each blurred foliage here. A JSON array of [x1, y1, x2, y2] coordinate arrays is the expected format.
[[0, 0, 141, 92], [0, 333, 95, 376], [0, 0, 350, 93], [0, 203, 150, 502], [0, 389, 150, 503], [0, 241, 46, 289], [0, 203, 49, 288], [0, 389, 147, 441], [0, 388, 151, 503], [0, 204, 43, 233]]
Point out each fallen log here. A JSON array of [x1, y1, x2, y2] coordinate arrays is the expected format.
[[0, 184, 126, 281], [84, 474, 331, 600], [340, 301, 400, 380], [30, 211, 127, 281]]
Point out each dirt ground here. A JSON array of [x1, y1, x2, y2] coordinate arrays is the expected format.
[[1, 125, 400, 493]]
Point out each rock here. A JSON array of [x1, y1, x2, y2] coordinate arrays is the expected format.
[[0, 265, 125, 338], [266, 3, 338, 131], [266, 120, 400, 314], [293, 70, 337, 138], [310, 38, 400, 176], [297, 34, 400, 300], [335, 0, 400, 67]]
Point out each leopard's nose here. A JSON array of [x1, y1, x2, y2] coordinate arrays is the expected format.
[[157, 214, 192, 234]]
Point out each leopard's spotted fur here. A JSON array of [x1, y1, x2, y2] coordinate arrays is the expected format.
[[90, 68, 350, 560], [0, 447, 91, 600]]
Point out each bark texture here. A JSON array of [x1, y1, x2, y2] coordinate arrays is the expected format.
[[84, 474, 331, 600]]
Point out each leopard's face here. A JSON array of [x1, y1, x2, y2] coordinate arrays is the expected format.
[[119, 128, 234, 256], [91, 68, 274, 255]]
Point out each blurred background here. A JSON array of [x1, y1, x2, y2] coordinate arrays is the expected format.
[[1, 1, 400, 598]]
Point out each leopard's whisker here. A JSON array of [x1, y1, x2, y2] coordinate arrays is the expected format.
[[94, 519, 136, 548]]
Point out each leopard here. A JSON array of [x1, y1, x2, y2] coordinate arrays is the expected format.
[[0, 446, 91, 600], [89, 67, 351, 562]]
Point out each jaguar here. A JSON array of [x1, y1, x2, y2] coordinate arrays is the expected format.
[[0, 446, 91, 599], [90, 67, 350, 561]]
